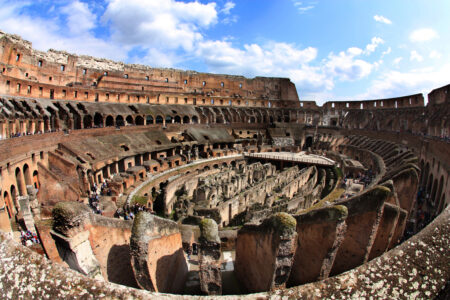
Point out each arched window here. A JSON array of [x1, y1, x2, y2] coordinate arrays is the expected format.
[[135, 116, 144, 125], [126, 115, 134, 125], [116, 115, 125, 127], [146, 115, 154, 125], [155, 115, 164, 124], [183, 116, 190, 124], [105, 115, 114, 127], [94, 113, 103, 127]]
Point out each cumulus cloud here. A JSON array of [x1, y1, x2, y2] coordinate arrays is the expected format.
[[409, 28, 439, 42], [359, 64, 450, 100], [373, 15, 392, 24], [410, 50, 423, 62], [60, 0, 96, 35], [0, 0, 126, 60], [325, 48, 374, 81], [221, 1, 235, 15], [365, 37, 384, 54], [102, 0, 217, 50]]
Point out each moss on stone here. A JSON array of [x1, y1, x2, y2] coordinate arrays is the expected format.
[[268, 212, 297, 236], [200, 218, 220, 243]]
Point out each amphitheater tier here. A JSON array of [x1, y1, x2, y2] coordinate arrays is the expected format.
[[0, 31, 448, 298]]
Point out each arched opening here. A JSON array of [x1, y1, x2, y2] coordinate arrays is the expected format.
[[15, 167, 26, 196], [3, 191, 13, 218], [146, 115, 154, 125], [435, 176, 444, 209], [303, 136, 313, 150], [23, 164, 32, 187], [105, 115, 114, 127], [249, 116, 256, 123], [10, 185, 18, 212], [116, 115, 125, 127], [94, 113, 103, 127], [32, 170, 39, 189], [126, 115, 134, 125], [83, 115, 93, 129], [135, 116, 144, 126], [174, 115, 181, 123], [165, 115, 173, 124], [155, 115, 164, 124], [192, 116, 199, 124], [183, 116, 190, 124]]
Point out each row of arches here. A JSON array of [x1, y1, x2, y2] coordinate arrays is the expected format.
[[419, 159, 447, 215], [84, 113, 200, 128]]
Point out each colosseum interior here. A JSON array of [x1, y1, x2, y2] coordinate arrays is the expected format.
[[0, 30, 448, 298]]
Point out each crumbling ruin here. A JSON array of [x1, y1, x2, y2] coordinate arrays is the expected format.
[[0, 31, 448, 298]]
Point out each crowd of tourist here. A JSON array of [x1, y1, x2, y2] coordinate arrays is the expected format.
[[20, 230, 40, 246], [115, 202, 153, 220]]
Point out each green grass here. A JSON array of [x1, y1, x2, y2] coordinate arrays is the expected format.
[[131, 195, 148, 205]]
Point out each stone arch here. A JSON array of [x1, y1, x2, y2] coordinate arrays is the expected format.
[[155, 115, 164, 124], [183, 116, 190, 124], [192, 116, 199, 124], [116, 115, 125, 127], [430, 177, 439, 205], [3, 191, 13, 217], [421, 162, 430, 187], [146, 115, 154, 125], [105, 115, 114, 127], [435, 175, 444, 209], [174, 115, 181, 123], [83, 115, 93, 129], [135, 115, 144, 126], [165, 115, 173, 124], [33, 170, 39, 189], [94, 113, 103, 127], [15, 167, 26, 196], [23, 164, 32, 187], [10, 185, 18, 212], [125, 115, 134, 125], [303, 136, 313, 150]]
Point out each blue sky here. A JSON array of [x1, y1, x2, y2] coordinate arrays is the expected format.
[[0, 0, 449, 104]]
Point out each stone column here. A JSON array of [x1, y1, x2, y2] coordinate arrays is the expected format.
[[198, 218, 222, 295], [51, 202, 102, 279], [235, 212, 297, 293]]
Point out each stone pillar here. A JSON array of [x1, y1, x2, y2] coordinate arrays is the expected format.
[[130, 212, 188, 293], [198, 218, 222, 295], [289, 205, 347, 286], [235, 212, 297, 293], [51, 202, 102, 279]]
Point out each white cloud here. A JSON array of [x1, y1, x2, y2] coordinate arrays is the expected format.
[[373, 15, 392, 24], [0, 0, 126, 60], [382, 47, 391, 57], [429, 50, 442, 59], [410, 50, 423, 62], [365, 37, 384, 54], [102, 0, 217, 51], [393, 57, 403, 66], [409, 28, 439, 42], [221, 1, 235, 15], [292, 1, 316, 13], [325, 48, 374, 81], [359, 64, 450, 101], [60, 1, 96, 35]]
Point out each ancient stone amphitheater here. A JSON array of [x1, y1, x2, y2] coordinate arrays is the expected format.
[[0, 31, 448, 299]]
